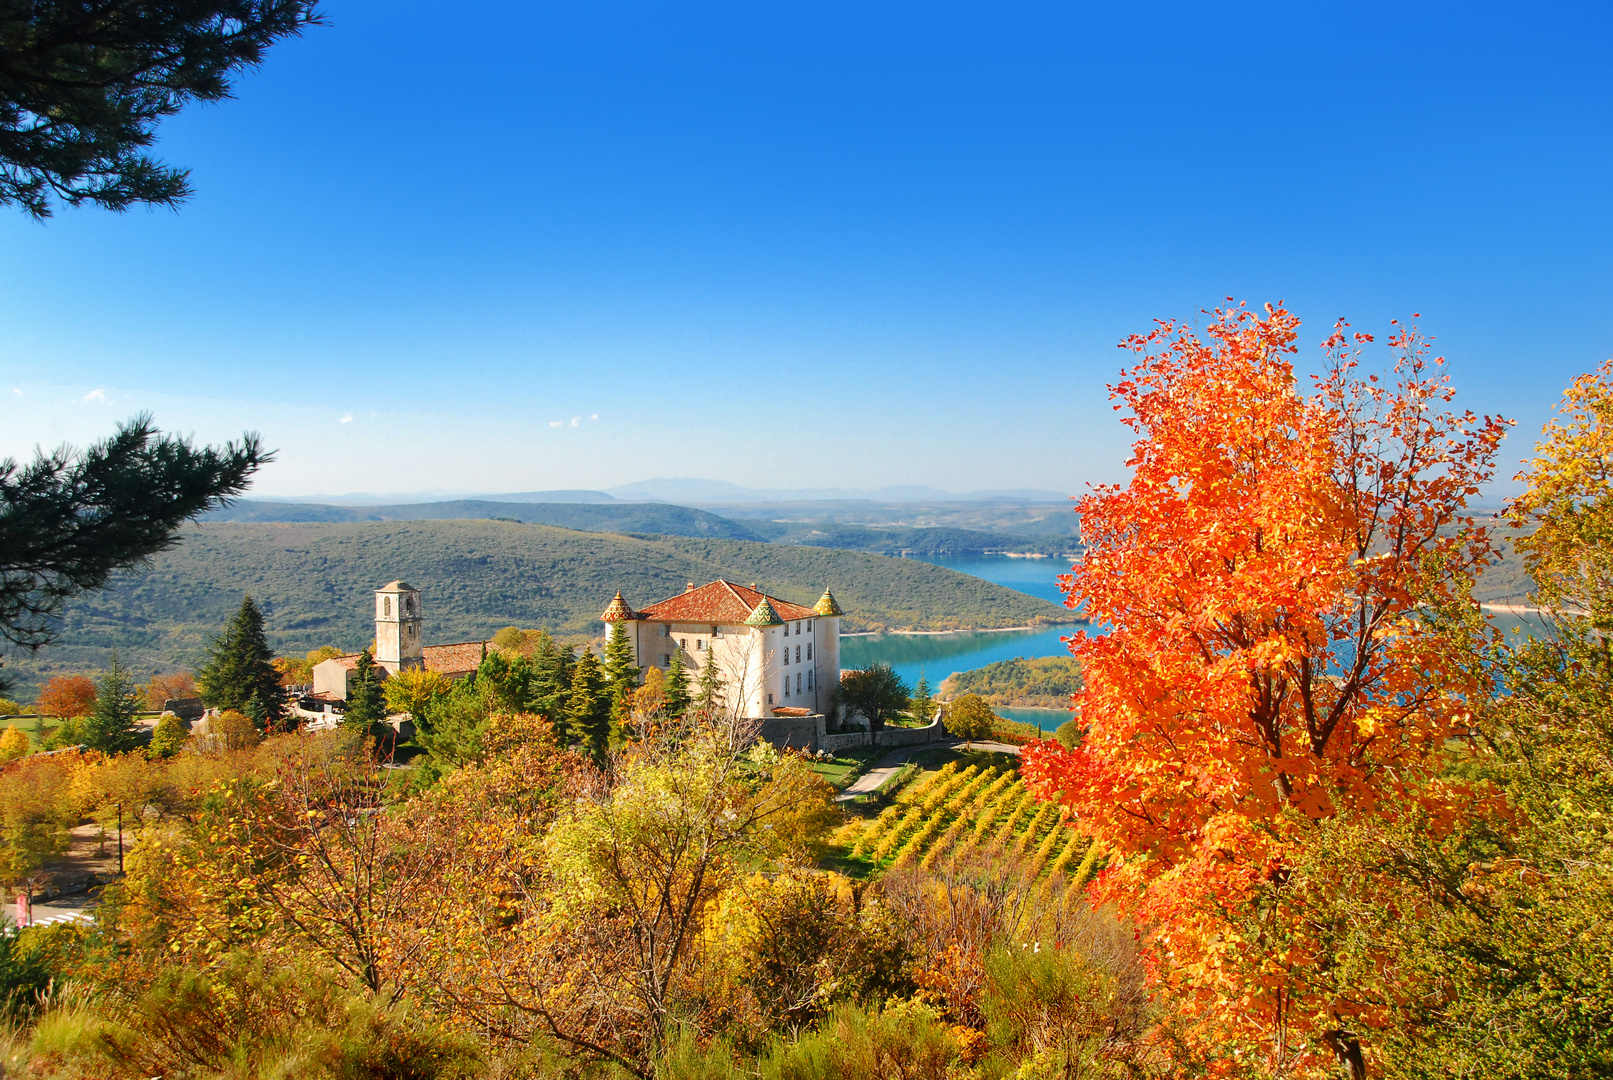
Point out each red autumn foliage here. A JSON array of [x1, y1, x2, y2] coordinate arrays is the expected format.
[[1021, 301, 1509, 1069]]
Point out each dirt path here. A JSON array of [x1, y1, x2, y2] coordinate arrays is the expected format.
[[834, 739, 1022, 802]]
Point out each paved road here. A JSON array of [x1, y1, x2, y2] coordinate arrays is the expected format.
[[5, 888, 96, 929], [835, 739, 1022, 802]]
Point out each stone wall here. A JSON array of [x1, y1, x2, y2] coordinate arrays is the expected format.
[[814, 710, 948, 753], [756, 713, 827, 751]]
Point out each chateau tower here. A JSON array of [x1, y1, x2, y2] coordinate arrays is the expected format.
[[375, 580, 424, 673]]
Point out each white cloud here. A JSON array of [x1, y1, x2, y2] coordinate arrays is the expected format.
[[588, 412, 598, 421], [570, 415, 581, 427], [82, 388, 106, 402], [339, 413, 353, 424], [11, 388, 20, 395], [548, 420, 564, 428]]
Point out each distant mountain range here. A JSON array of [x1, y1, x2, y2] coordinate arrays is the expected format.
[[601, 479, 1074, 504], [251, 479, 1074, 507], [201, 499, 1077, 556]]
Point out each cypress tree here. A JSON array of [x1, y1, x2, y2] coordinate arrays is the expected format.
[[664, 649, 692, 720], [343, 649, 386, 730], [911, 671, 935, 722], [83, 650, 141, 754], [696, 650, 724, 720], [602, 623, 639, 696], [195, 596, 282, 727], [565, 650, 611, 759]]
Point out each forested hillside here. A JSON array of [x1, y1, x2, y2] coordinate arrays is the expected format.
[[203, 499, 1070, 554], [939, 655, 1085, 707], [202, 499, 765, 539], [10, 521, 1068, 691]]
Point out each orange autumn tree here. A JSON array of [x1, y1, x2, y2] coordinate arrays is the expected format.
[[1021, 302, 1508, 1074]]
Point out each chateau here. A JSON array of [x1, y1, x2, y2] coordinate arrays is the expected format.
[[308, 578, 845, 724], [601, 579, 844, 718]]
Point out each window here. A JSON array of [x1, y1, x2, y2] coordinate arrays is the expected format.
[[680, 638, 687, 650], [662, 654, 671, 667], [383, 596, 391, 616], [783, 648, 789, 665], [808, 670, 814, 690], [795, 645, 801, 663], [767, 693, 774, 705], [782, 623, 789, 637], [696, 639, 704, 651], [806, 643, 812, 660], [796, 673, 802, 694], [793, 621, 800, 634], [711, 625, 718, 636], [806, 619, 812, 632], [661, 624, 670, 637], [783, 679, 790, 698]]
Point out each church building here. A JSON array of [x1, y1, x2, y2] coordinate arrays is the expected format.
[[310, 581, 485, 700], [602, 579, 844, 718]]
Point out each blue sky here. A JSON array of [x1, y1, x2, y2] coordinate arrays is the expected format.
[[1, 1, 1608, 499]]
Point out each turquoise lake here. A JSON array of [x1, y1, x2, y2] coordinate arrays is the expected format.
[[842, 554, 1553, 731], [840, 555, 1083, 730]]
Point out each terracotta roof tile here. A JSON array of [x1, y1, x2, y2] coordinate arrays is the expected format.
[[636, 580, 817, 625], [326, 642, 485, 677]]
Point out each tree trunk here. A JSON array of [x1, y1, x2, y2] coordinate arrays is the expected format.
[[1322, 1029, 1366, 1080]]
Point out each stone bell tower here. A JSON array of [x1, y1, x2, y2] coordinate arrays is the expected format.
[[374, 580, 424, 674]]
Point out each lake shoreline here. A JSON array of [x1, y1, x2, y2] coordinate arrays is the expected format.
[[842, 620, 1084, 639]]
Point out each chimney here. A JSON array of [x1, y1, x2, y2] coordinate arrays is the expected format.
[[750, 583, 757, 589], [686, 581, 695, 593]]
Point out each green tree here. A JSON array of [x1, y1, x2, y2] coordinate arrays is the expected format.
[[834, 662, 909, 731], [0, 416, 267, 693], [565, 650, 611, 759], [414, 673, 498, 777], [526, 632, 575, 720], [82, 650, 141, 753], [195, 595, 282, 727], [603, 623, 640, 696], [910, 670, 935, 722], [696, 651, 724, 720], [943, 693, 995, 749], [0, 0, 323, 219], [342, 650, 385, 731], [664, 649, 692, 720], [148, 713, 188, 757]]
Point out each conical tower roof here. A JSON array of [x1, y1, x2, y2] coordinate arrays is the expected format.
[[812, 589, 844, 617], [744, 596, 786, 627], [600, 590, 639, 622]]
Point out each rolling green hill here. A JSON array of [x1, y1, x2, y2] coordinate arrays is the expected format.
[[6, 520, 1069, 694], [202, 500, 1068, 554], [203, 499, 766, 540]]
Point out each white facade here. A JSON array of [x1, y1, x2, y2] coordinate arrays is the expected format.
[[605, 582, 843, 719]]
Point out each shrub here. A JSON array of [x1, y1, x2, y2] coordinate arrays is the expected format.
[[0, 725, 28, 762], [148, 714, 189, 758]]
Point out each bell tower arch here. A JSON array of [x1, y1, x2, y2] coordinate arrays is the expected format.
[[375, 580, 424, 673]]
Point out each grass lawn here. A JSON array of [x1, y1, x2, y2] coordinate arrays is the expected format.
[[807, 746, 886, 788]]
